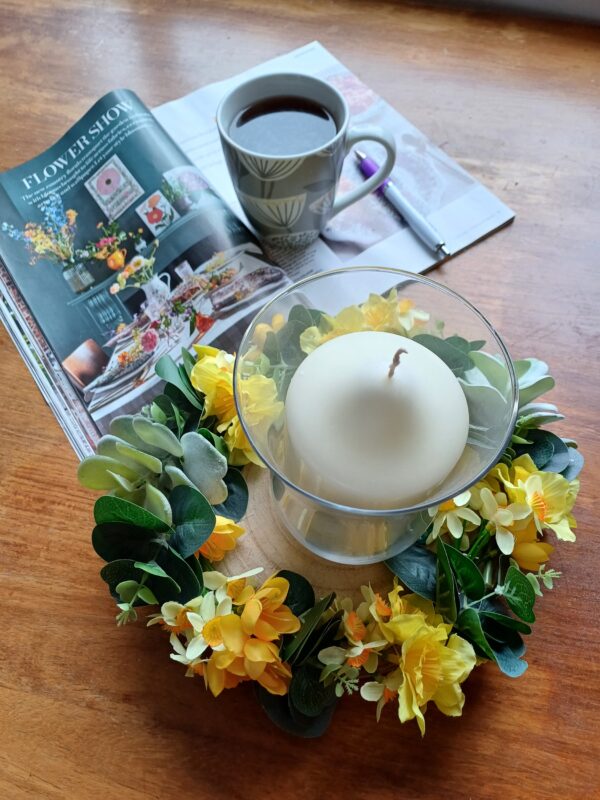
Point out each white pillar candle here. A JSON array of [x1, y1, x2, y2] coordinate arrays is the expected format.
[[284, 331, 469, 509]]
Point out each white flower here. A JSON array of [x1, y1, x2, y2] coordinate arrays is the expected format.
[[427, 491, 480, 543], [478, 487, 531, 555]]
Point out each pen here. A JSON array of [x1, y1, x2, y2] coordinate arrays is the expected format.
[[354, 150, 450, 257]]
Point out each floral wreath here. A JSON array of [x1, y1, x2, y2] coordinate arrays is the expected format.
[[79, 291, 583, 738]]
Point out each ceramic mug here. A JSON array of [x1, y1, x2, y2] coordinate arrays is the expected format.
[[216, 73, 396, 249]]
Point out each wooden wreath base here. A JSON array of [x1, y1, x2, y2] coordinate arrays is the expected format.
[[222, 466, 390, 602]]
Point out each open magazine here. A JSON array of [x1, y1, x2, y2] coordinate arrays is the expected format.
[[0, 42, 513, 459]]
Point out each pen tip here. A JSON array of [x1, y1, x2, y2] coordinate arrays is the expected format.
[[438, 244, 451, 257], [354, 149, 366, 162]]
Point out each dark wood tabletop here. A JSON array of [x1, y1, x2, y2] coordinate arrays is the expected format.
[[1, 1, 599, 798]]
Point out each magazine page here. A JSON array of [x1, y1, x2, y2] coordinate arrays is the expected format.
[[154, 41, 514, 277], [0, 90, 291, 452]]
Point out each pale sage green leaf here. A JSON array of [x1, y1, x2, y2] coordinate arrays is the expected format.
[[164, 464, 197, 491], [97, 435, 152, 473], [133, 416, 184, 457], [144, 483, 173, 526], [115, 440, 163, 474], [180, 432, 228, 505], [137, 586, 159, 605], [514, 358, 549, 382], [78, 455, 141, 490], [518, 376, 555, 407], [459, 380, 508, 429], [109, 415, 167, 458], [468, 351, 509, 394]]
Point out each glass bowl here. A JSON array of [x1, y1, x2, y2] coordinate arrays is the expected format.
[[233, 267, 518, 565]]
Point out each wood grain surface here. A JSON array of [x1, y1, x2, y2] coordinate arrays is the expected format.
[[1, 1, 599, 798]]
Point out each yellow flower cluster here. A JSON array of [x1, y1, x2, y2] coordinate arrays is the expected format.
[[299, 291, 429, 355], [149, 571, 300, 697], [428, 453, 579, 571], [190, 345, 283, 466], [343, 584, 476, 735]]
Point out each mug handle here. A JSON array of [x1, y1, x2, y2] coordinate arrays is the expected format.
[[329, 125, 397, 218]]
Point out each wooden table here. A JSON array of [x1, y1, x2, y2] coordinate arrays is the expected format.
[[1, 2, 599, 797]]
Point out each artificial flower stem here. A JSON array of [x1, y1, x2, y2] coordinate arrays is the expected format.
[[468, 527, 491, 559]]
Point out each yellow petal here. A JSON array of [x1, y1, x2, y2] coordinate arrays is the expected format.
[[206, 657, 226, 697], [219, 614, 245, 654], [244, 638, 278, 663], [241, 598, 263, 635]]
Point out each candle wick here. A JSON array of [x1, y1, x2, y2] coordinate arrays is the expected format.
[[388, 348, 407, 379]]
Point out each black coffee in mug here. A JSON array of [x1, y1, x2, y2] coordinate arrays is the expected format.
[[229, 95, 337, 156]]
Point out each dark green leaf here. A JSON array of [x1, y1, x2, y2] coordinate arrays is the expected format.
[[413, 334, 473, 376], [94, 496, 169, 532], [480, 610, 532, 635], [255, 686, 337, 738], [155, 354, 203, 410], [385, 543, 436, 600], [92, 522, 164, 563], [277, 319, 307, 366], [155, 546, 202, 603], [185, 554, 205, 589], [445, 543, 485, 600], [212, 468, 249, 522], [469, 339, 486, 351], [457, 608, 496, 660], [502, 566, 536, 622], [288, 305, 323, 328], [180, 348, 196, 378], [276, 571, 315, 616], [169, 485, 216, 558], [262, 331, 281, 364], [292, 612, 342, 667], [197, 428, 229, 458], [100, 559, 181, 604], [289, 665, 337, 717], [513, 429, 561, 470], [281, 593, 335, 664], [436, 540, 458, 623]]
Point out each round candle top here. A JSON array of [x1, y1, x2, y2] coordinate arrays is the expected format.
[[284, 331, 469, 509]]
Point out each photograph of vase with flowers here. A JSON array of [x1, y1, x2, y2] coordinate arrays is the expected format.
[[0, 193, 95, 293]]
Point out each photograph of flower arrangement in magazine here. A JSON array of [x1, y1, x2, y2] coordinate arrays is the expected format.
[[0, 43, 513, 458]]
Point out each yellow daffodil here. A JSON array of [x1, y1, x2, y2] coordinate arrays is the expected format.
[[500, 455, 579, 541], [396, 298, 430, 333], [203, 568, 264, 604], [191, 348, 282, 466], [190, 349, 237, 426], [198, 515, 244, 562], [512, 519, 554, 572], [239, 575, 301, 641], [427, 490, 481, 543], [472, 486, 531, 555], [376, 584, 447, 644], [360, 292, 400, 332]]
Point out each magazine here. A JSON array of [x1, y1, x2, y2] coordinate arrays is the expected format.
[[0, 42, 514, 459]]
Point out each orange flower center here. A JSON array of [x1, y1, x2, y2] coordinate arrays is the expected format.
[[531, 491, 548, 522], [439, 499, 456, 513], [346, 650, 370, 668], [345, 611, 367, 642]]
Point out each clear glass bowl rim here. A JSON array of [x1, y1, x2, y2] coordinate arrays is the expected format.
[[233, 265, 519, 517]]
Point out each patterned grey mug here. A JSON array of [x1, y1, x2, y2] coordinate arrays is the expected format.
[[216, 73, 396, 249]]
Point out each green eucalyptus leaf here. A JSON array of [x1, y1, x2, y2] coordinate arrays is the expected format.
[[137, 586, 159, 605], [132, 416, 184, 458], [292, 613, 342, 667], [169, 485, 216, 558], [281, 593, 335, 664], [212, 468, 249, 522], [561, 448, 584, 481], [115, 580, 139, 603], [502, 566, 536, 622], [144, 484, 173, 526], [289, 665, 337, 718], [92, 522, 164, 563], [288, 305, 323, 328], [255, 686, 336, 739], [78, 455, 142, 490], [277, 570, 316, 616], [435, 540, 458, 623], [100, 559, 181, 603], [180, 348, 197, 378], [134, 560, 169, 578], [155, 547, 202, 604], [385, 543, 436, 600], [488, 641, 528, 678], [185, 554, 205, 589], [94, 495, 169, 531], [445, 543, 485, 600], [180, 432, 228, 504], [155, 354, 203, 410]]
